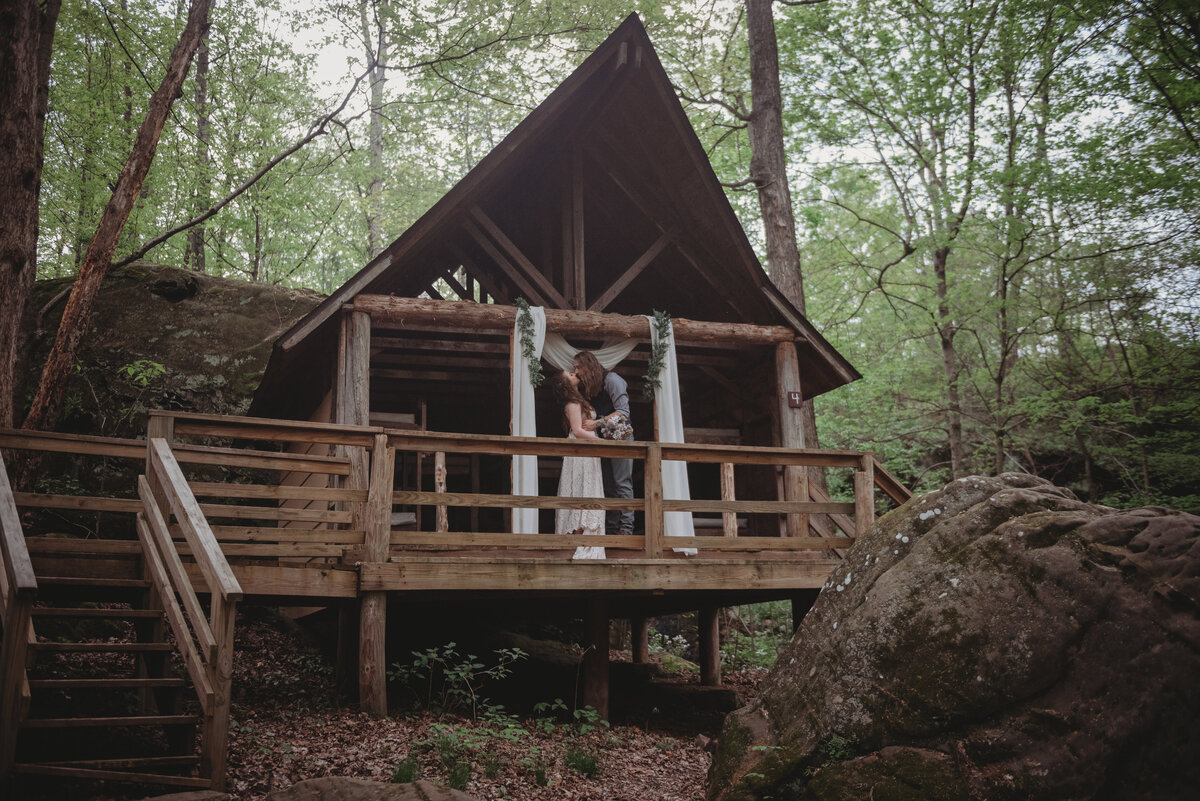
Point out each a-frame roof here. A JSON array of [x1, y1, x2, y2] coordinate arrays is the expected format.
[[252, 14, 857, 418]]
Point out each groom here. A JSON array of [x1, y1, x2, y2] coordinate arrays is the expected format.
[[574, 350, 635, 535]]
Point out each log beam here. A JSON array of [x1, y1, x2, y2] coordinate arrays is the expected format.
[[352, 295, 799, 347]]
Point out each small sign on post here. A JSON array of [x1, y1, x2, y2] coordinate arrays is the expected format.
[[787, 391, 802, 408]]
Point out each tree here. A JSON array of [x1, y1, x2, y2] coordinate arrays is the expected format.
[[22, 0, 214, 433], [0, 0, 60, 428]]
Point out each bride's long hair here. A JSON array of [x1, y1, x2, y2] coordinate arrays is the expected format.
[[550, 371, 594, 434]]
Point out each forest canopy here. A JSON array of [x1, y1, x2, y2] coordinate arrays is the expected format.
[[30, 0, 1200, 511]]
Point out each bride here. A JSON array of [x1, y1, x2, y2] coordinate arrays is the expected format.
[[550, 369, 606, 559]]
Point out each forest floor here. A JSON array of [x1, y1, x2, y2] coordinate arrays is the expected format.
[[216, 609, 763, 801]]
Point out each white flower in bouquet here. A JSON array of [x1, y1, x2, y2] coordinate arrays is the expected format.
[[598, 414, 634, 441]]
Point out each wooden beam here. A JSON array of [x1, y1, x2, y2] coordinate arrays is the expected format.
[[469, 206, 567, 308], [354, 295, 797, 346], [588, 233, 669, 312], [441, 270, 472, 301], [452, 244, 511, 305], [464, 219, 554, 307], [571, 150, 586, 309]]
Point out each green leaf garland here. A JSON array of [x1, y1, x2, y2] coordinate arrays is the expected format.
[[643, 310, 672, 400], [515, 298, 544, 389]]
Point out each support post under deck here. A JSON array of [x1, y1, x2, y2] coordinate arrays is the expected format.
[[631, 616, 650, 663], [699, 606, 721, 686], [582, 597, 610, 720]]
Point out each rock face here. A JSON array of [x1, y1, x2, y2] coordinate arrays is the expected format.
[[263, 777, 477, 801], [19, 262, 322, 437], [708, 474, 1200, 801]]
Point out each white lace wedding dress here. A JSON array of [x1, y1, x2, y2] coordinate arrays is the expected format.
[[557, 426, 606, 560]]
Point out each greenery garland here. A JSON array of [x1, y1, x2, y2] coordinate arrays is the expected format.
[[515, 298, 544, 389], [643, 310, 672, 400]]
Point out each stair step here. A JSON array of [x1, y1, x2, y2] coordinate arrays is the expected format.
[[30, 641, 173, 653], [32, 607, 161, 619], [19, 755, 200, 770], [14, 762, 209, 787], [29, 677, 187, 690], [21, 714, 199, 728], [36, 576, 151, 589]]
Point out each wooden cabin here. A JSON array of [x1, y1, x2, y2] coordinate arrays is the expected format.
[[0, 14, 909, 794], [246, 12, 866, 711]]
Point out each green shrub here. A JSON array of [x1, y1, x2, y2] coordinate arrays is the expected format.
[[391, 756, 418, 783], [446, 760, 471, 790], [565, 745, 600, 777]]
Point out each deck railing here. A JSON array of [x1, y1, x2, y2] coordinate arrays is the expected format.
[[0, 449, 37, 779], [139, 436, 241, 788], [145, 411, 907, 563]]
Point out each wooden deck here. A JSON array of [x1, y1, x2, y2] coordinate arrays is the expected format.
[[0, 411, 910, 790]]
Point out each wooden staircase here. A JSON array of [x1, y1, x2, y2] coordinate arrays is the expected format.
[[14, 546, 208, 790], [1, 439, 242, 796]]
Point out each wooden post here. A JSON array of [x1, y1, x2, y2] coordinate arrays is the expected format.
[[434, 451, 447, 532], [336, 309, 370, 697], [200, 594, 236, 790], [469, 454, 480, 531], [644, 444, 663, 558], [699, 606, 721, 686], [359, 434, 394, 718], [571, 149, 586, 309], [720, 462, 737, 537], [0, 594, 33, 780], [581, 596, 609, 720], [631, 617, 650, 663], [774, 342, 809, 538], [855, 455, 875, 539]]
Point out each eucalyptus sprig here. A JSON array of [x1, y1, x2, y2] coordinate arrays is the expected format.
[[515, 298, 544, 389], [643, 310, 672, 400]]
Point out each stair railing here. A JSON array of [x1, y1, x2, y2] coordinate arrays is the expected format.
[[139, 437, 242, 791], [0, 450, 37, 780]]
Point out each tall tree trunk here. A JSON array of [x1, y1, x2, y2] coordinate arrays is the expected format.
[[21, 0, 213, 433], [745, 0, 825, 475], [360, 0, 388, 256], [933, 245, 965, 479], [0, 0, 61, 428], [186, 18, 210, 272]]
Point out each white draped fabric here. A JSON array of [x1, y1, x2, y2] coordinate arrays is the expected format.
[[648, 317, 697, 553], [510, 306, 546, 534], [540, 333, 638, 372], [509, 307, 695, 550]]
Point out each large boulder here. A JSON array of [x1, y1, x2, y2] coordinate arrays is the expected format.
[[708, 473, 1200, 800], [19, 261, 322, 437]]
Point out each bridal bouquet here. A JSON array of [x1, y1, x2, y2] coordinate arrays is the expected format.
[[598, 414, 634, 441]]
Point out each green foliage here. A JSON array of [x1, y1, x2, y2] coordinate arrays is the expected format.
[[388, 642, 526, 719], [642, 310, 672, 400], [515, 298, 544, 388], [117, 359, 165, 387], [565, 744, 600, 778], [722, 602, 793, 670], [391, 756, 419, 783]]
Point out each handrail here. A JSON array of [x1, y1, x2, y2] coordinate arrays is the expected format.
[[1, 449, 37, 779], [140, 437, 240, 789], [872, 457, 914, 505]]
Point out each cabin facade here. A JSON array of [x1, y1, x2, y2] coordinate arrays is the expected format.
[[0, 15, 910, 794]]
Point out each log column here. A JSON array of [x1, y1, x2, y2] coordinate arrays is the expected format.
[[359, 434, 394, 717], [581, 597, 610, 720], [335, 310, 374, 706], [698, 606, 721, 686], [774, 341, 809, 538], [631, 617, 650, 664]]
